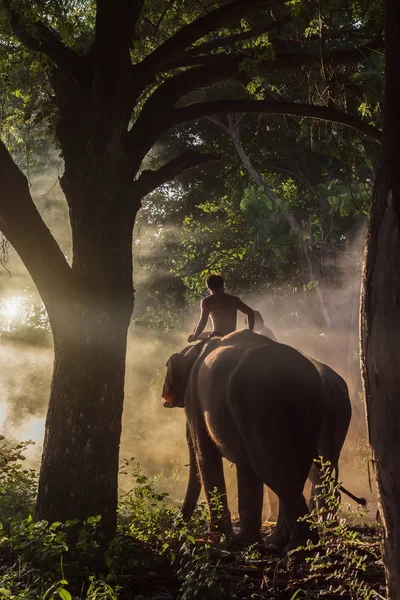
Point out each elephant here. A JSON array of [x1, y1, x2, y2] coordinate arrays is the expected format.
[[162, 329, 366, 552], [179, 353, 366, 545], [162, 329, 330, 551]]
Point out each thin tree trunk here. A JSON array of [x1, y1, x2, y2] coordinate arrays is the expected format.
[[216, 115, 331, 328], [360, 0, 400, 596]]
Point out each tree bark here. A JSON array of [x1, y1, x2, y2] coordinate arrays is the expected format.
[[360, 0, 400, 596], [35, 303, 131, 537], [34, 145, 136, 534]]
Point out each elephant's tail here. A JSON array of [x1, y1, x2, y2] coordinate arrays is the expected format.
[[338, 484, 367, 507]]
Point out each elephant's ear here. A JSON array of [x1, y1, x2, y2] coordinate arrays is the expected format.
[[165, 353, 185, 372], [162, 353, 187, 408]]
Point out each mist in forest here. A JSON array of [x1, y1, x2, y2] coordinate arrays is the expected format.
[[0, 167, 374, 516]]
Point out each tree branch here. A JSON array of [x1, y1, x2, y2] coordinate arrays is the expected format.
[[133, 150, 221, 197], [152, 0, 178, 41], [3, 2, 84, 76], [184, 14, 290, 56], [128, 62, 246, 163], [156, 33, 384, 72], [0, 140, 76, 314], [169, 99, 382, 142], [271, 33, 384, 69], [142, 0, 288, 70]]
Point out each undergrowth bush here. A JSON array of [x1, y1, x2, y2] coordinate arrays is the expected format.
[[0, 437, 38, 533], [289, 460, 381, 600], [0, 443, 383, 600]]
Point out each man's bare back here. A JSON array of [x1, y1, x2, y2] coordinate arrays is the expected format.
[[188, 274, 254, 342]]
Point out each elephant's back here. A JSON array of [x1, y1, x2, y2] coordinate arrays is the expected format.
[[231, 342, 323, 395], [226, 343, 324, 443], [195, 343, 250, 412]]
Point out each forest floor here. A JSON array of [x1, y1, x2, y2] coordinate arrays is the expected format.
[[0, 514, 386, 600], [0, 450, 385, 600], [118, 520, 385, 600]]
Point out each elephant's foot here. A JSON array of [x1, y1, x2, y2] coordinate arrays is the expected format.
[[209, 517, 233, 539], [264, 531, 289, 553], [284, 522, 319, 553], [233, 530, 263, 547], [263, 516, 290, 552]]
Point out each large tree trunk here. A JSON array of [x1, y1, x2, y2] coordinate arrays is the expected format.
[[33, 145, 137, 537], [360, 0, 400, 596], [35, 298, 132, 537]]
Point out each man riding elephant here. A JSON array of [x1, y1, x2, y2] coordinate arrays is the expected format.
[[162, 329, 365, 552]]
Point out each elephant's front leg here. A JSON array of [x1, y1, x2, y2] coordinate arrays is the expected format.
[[236, 463, 264, 544], [195, 428, 232, 537], [181, 423, 202, 521], [265, 502, 290, 551]]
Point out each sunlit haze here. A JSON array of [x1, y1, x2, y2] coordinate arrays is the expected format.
[[0, 296, 24, 321]]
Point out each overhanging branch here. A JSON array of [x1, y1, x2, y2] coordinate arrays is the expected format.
[[184, 15, 290, 56], [134, 150, 221, 197], [142, 0, 288, 70], [0, 140, 76, 311], [157, 33, 384, 72], [4, 2, 83, 76], [127, 61, 245, 163], [169, 99, 382, 142]]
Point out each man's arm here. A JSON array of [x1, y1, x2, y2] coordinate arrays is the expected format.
[[188, 298, 210, 342], [237, 299, 255, 331]]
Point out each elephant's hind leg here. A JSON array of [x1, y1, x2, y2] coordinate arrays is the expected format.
[[264, 504, 290, 551], [236, 463, 263, 544], [308, 461, 340, 518], [265, 487, 279, 522], [279, 491, 319, 552]]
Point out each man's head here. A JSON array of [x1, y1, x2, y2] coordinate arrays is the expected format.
[[206, 274, 224, 293]]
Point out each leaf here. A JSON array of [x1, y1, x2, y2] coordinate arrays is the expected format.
[[58, 588, 72, 600], [86, 515, 101, 524]]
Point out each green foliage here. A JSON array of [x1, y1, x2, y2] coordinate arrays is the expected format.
[[118, 465, 177, 547], [0, 443, 384, 599], [291, 460, 380, 600], [85, 577, 120, 600], [0, 438, 37, 532], [178, 541, 227, 600], [1, 0, 382, 339]]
